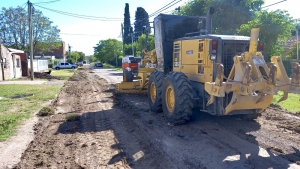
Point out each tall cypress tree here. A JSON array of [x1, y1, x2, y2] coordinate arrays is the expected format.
[[134, 7, 150, 41], [123, 3, 132, 44]]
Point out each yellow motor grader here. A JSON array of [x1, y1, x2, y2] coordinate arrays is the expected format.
[[116, 8, 300, 124]]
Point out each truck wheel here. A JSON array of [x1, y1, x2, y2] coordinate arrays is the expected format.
[[123, 67, 134, 82], [148, 71, 164, 113], [55, 67, 60, 70], [162, 72, 194, 125]]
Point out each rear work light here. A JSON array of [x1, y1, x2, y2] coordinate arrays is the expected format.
[[209, 40, 218, 61], [212, 40, 218, 53], [258, 42, 264, 52]]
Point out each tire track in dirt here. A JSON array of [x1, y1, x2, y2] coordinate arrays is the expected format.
[[15, 69, 175, 169], [72, 83, 129, 169], [92, 77, 175, 169], [117, 93, 300, 169], [14, 70, 129, 168]]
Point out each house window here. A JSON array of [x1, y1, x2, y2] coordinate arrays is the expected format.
[[16, 58, 20, 68], [3, 58, 6, 68]]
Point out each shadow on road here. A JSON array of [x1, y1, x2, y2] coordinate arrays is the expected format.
[[55, 89, 300, 169]]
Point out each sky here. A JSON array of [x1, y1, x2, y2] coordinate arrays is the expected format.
[[1, 0, 299, 56]]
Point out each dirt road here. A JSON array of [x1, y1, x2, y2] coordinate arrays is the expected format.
[[13, 68, 300, 169]]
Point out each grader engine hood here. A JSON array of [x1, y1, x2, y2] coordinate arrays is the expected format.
[[205, 28, 300, 115]]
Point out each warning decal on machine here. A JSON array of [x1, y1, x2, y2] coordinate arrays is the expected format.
[[253, 57, 264, 65]]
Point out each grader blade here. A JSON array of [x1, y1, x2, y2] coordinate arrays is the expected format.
[[225, 92, 273, 115], [115, 81, 147, 94]]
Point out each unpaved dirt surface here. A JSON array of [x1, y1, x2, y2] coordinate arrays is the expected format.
[[14, 69, 172, 169], [12, 68, 300, 169], [0, 81, 64, 169]]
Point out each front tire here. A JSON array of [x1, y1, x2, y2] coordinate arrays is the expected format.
[[55, 67, 60, 70], [148, 71, 164, 113], [123, 67, 134, 82], [162, 72, 194, 125]]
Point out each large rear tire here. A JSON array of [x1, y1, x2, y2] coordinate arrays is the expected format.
[[123, 67, 134, 82], [148, 71, 164, 113], [162, 72, 194, 125]]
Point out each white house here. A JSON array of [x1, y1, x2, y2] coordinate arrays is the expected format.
[[0, 44, 22, 81]]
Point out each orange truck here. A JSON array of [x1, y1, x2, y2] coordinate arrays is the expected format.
[[121, 55, 139, 74]]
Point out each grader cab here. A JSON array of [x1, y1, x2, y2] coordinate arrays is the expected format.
[[116, 8, 300, 124]]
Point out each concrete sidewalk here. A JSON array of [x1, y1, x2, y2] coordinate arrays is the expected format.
[[0, 81, 46, 85], [0, 80, 66, 85]]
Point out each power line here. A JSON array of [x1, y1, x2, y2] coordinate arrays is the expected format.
[[149, 0, 177, 17], [261, 0, 287, 9], [21, 2, 28, 10], [34, 4, 123, 21], [60, 33, 103, 36], [149, 0, 182, 17], [152, 1, 182, 16], [34, 4, 123, 20], [130, 1, 180, 30], [33, 0, 61, 5]]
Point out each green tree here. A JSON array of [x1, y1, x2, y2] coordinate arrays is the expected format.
[[94, 39, 122, 66], [134, 7, 150, 41], [0, 6, 61, 53], [76, 51, 85, 62], [287, 43, 300, 59], [66, 51, 85, 63], [135, 34, 155, 56], [88, 55, 97, 63], [123, 3, 132, 44], [238, 10, 294, 57], [176, 0, 211, 16], [177, 0, 264, 34], [124, 43, 134, 56]]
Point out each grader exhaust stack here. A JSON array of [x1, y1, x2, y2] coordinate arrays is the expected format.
[[205, 28, 300, 114]]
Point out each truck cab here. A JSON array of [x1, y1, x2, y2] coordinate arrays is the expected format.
[[122, 55, 139, 74]]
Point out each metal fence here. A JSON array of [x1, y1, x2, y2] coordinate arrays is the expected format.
[[264, 56, 299, 77]]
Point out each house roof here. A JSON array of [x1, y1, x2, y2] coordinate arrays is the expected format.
[[8, 48, 24, 53]]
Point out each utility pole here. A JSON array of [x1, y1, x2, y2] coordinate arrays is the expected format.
[[28, 0, 34, 80], [115, 53, 117, 67], [0, 37, 5, 81], [131, 33, 134, 56], [114, 41, 117, 67], [175, 6, 180, 13], [297, 27, 299, 60], [130, 26, 134, 56], [121, 23, 124, 57], [296, 22, 299, 60], [68, 44, 71, 62]]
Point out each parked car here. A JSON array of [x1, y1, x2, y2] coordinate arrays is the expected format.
[[94, 62, 103, 67], [53, 62, 78, 70], [76, 62, 83, 66]]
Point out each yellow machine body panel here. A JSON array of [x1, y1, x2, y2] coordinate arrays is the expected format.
[[205, 28, 300, 114], [173, 39, 213, 83], [115, 26, 300, 117]]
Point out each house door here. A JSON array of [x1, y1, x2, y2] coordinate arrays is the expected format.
[[11, 57, 14, 78], [21, 59, 28, 76]]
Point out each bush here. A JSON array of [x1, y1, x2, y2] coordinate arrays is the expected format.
[[38, 107, 55, 116], [48, 63, 53, 68], [65, 114, 80, 121]]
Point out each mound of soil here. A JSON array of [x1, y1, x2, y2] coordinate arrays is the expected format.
[[33, 72, 60, 80]]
